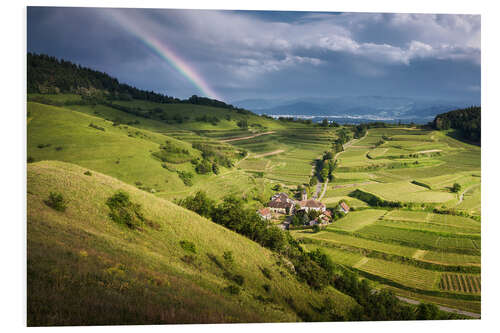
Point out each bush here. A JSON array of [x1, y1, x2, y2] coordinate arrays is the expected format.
[[180, 240, 197, 254], [83, 171, 92, 176], [231, 274, 245, 286], [260, 266, 273, 280], [223, 251, 234, 265], [224, 285, 241, 295], [177, 171, 193, 186], [312, 224, 321, 233], [44, 192, 68, 212], [451, 183, 461, 193], [88, 123, 105, 131], [106, 190, 145, 229]]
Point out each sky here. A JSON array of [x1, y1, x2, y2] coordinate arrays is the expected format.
[[27, 7, 481, 104]]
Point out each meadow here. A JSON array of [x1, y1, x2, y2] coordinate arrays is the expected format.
[[293, 126, 480, 315], [27, 161, 356, 325], [27, 93, 481, 318]]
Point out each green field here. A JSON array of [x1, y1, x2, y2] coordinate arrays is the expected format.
[[290, 127, 481, 314], [27, 92, 481, 318], [328, 209, 387, 231], [27, 161, 356, 325]]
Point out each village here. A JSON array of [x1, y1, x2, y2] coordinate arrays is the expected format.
[[257, 189, 350, 230]]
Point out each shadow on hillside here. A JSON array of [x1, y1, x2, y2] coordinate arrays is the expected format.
[[444, 129, 481, 147]]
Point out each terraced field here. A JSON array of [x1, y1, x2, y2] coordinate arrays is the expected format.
[[290, 127, 481, 315], [28, 94, 481, 317]]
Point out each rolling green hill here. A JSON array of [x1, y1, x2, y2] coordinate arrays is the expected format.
[[27, 161, 356, 326]]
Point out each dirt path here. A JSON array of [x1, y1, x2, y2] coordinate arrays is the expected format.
[[312, 181, 322, 199], [318, 179, 329, 200], [416, 149, 442, 154], [458, 183, 480, 204], [395, 296, 480, 319], [220, 131, 275, 142], [252, 149, 285, 158]]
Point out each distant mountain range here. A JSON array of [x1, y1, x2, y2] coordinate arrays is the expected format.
[[233, 96, 478, 124]]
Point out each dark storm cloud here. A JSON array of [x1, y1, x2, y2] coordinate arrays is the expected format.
[[27, 7, 480, 103]]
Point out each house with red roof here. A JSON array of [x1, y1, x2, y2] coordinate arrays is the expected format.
[[338, 201, 350, 214], [297, 199, 326, 213], [257, 207, 272, 220]]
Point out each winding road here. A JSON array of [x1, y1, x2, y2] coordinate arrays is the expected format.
[[395, 296, 480, 319]]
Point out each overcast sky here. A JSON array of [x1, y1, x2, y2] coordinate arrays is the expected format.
[[27, 7, 480, 104]]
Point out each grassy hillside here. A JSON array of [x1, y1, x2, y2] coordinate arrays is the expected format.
[[27, 161, 356, 326], [28, 101, 195, 192]]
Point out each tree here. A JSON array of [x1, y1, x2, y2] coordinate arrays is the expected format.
[[308, 209, 320, 221], [451, 183, 461, 193], [321, 118, 329, 127], [212, 162, 220, 174], [237, 119, 248, 129], [178, 191, 215, 218], [273, 184, 282, 192]]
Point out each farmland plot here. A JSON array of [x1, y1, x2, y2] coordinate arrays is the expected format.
[[300, 231, 417, 257], [357, 224, 480, 255], [358, 181, 456, 203], [328, 209, 387, 231], [356, 257, 440, 291], [376, 219, 480, 235], [439, 274, 481, 294]]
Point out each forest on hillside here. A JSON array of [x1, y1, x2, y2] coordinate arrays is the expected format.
[[433, 106, 481, 142], [27, 53, 250, 113]]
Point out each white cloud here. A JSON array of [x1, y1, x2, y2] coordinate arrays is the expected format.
[[107, 9, 480, 79]]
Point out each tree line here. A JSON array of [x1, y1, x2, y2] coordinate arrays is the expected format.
[[27, 53, 253, 113], [432, 106, 481, 142], [178, 191, 460, 321]]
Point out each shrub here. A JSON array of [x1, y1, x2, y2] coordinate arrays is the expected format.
[[224, 285, 241, 295], [179, 240, 197, 254], [106, 190, 145, 229], [83, 171, 92, 176], [44, 192, 68, 212], [177, 171, 193, 186], [88, 123, 105, 131], [231, 274, 245, 286], [312, 224, 321, 233], [260, 266, 273, 280], [451, 183, 461, 193], [223, 251, 234, 265]]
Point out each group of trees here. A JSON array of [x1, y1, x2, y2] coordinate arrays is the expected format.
[[178, 191, 454, 321], [352, 124, 368, 139], [290, 208, 322, 226], [28, 53, 255, 114], [432, 106, 481, 142], [192, 158, 220, 175], [192, 143, 234, 169], [335, 128, 351, 146], [314, 150, 337, 183]]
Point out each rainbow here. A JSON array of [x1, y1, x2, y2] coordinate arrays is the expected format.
[[108, 10, 223, 101]]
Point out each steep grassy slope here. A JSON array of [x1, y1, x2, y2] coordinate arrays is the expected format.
[[27, 161, 355, 326], [27, 102, 195, 192]]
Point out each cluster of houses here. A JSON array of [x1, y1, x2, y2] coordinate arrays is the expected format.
[[257, 190, 349, 229]]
